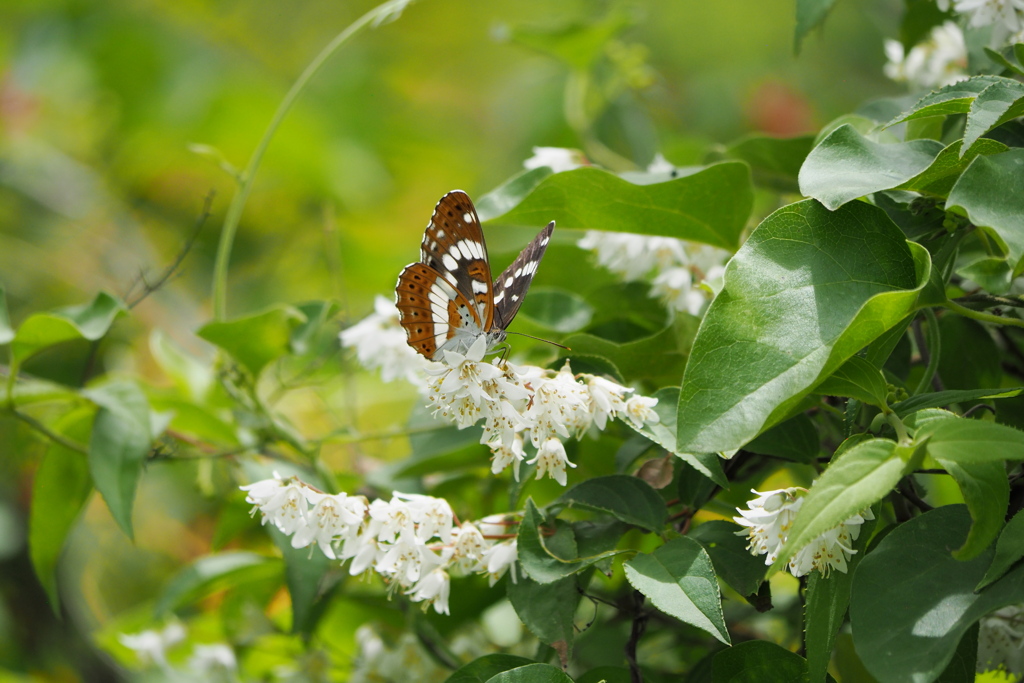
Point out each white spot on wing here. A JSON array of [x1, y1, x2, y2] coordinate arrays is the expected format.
[[471, 279, 488, 294], [463, 212, 474, 224], [505, 277, 513, 287], [493, 291, 505, 305], [511, 294, 519, 302], [442, 254, 459, 271], [514, 267, 523, 278], [448, 243, 463, 260], [436, 280, 457, 298], [436, 229, 445, 240]]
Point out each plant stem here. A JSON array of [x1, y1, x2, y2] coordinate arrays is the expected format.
[[211, 0, 417, 319], [913, 308, 941, 396], [945, 299, 1024, 329], [11, 409, 88, 454]]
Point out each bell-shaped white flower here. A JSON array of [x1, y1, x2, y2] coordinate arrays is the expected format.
[[623, 395, 660, 429], [528, 437, 576, 486]]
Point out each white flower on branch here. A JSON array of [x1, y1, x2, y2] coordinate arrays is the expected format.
[[118, 623, 185, 669], [734, 488, 874, 578], [577, 230, 730, 314], [978, 604, 1024, 676], [239, 476, 522, 615], [883, 22, 968, 89], [340, 295, 432, 385], [423, 345, 660, 485], [523, 146, 587, 173]]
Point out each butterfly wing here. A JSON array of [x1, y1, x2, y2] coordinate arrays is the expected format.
[[492, 221, 555, 330], [419, 190, 494, 331], [396, 263, 483, 359]]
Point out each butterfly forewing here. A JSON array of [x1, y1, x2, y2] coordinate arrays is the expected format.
[[492, 221, 555, 329], [396, 263, 482, 358], [419, 191, 493, 330], [396, 190, 555, 361]]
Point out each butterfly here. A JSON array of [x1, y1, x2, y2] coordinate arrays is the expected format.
[[395, 190, 555, 361]]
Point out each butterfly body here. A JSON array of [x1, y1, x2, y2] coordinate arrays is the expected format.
[[395, 190, 554, 361]]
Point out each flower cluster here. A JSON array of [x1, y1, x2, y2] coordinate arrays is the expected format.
[[577, 230, 729, 316], [733, 488, 874, 578], [883, 21, 968, 90], [522, 146, 588, 174], [118, 623, 237, 681], [241, 474, 520, 615], [885, 0, 1024, 90], [425, 336, 661, 485], [340, 295, 431, 385]]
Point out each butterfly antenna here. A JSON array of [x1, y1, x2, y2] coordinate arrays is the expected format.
[[505, 331, 571, 351]]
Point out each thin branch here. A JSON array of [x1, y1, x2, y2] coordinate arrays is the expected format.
[[10, 409, 88, 454]]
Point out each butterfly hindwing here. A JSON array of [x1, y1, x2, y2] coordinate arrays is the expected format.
[[492, 221, 555, 330], [419, 190, 493, 330], [396, 262, 482, 359]]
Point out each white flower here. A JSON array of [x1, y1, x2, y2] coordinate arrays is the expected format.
[[883, 22, 968, 89], [734, 488, 804, 565], [489, 430, 527, 480], [118, 623, 185, 669], [734, 488, 874, 577], [478, 514, 515, 539], [340, 295, 432, 384], [291, 492, 366, 559], [523, 146, 586, 173], [585, 375, 632, 430], [953, 0, 1024, 34], [525, 365, 594, 446], [978, 605, 1024, 675], [528, 437, 577, 486], [426, 336, 505, 428], [407, 567, 452, 615], [481, 540, 518, 586], [241, 475, 308, 535], [375, 529, 433, 585], [395, 492, 454, 543], [651, 266, 708, 315], [188, 644, 237, 677], [623, 395, 660, 429], [646, 153, 675, 174], [577, 231, 686, 281]]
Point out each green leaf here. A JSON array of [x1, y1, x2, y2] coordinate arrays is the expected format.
[[688, 520, 766, 597], [712, 640, 826, 682], [804, 511, 876, 683], [934, 458, 1008, 560], [771, 439, 912, 576], [900, 0, 954, 48], [813, 355, 889, 408], [489, 165, 753, 251], [794, 0, 839, 53], [156, 551, 282, 615], [677, 199, 929, 453], [85, 381, 153, 540], [197, 304, 307, 377], [850, 505, 1024, 683], [962, 80, 1024, 153], [485, 663, 575, 683], [984, 46, 1024, 77], [518, 288, 594, 333], [744, 415, 820, 463], [886, 76, 1012, 125], [893, 387, 1023, 418], [28, 409, 94, 610], [919, 418, 1024, 464], [947, 149, 1024, 276], [149, 330, 213, 401], [505, 11, 631, 70], [623, 536, 730, 645], [475, 168, 553, 222], [563, 322, 689, 384], [444, 654, 537, 683], [720, 134, 815, 192], [517, 500, 621, 584], [798, 124, 942, 209], [0, 285, 13, 345], [11, 292, 124, 362], [977, 509, 1024, 590], [574, 668, 631, 683], [506, 575, 578, 656], [937, 315, 1002, 391], [290, 300, 340, 355], [898, 138, 1008, 197], [626, 387, 727, 487], [558, 475, 667, 532]]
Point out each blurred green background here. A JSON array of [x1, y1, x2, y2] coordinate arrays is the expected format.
[[0, 0, 901, 679]]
